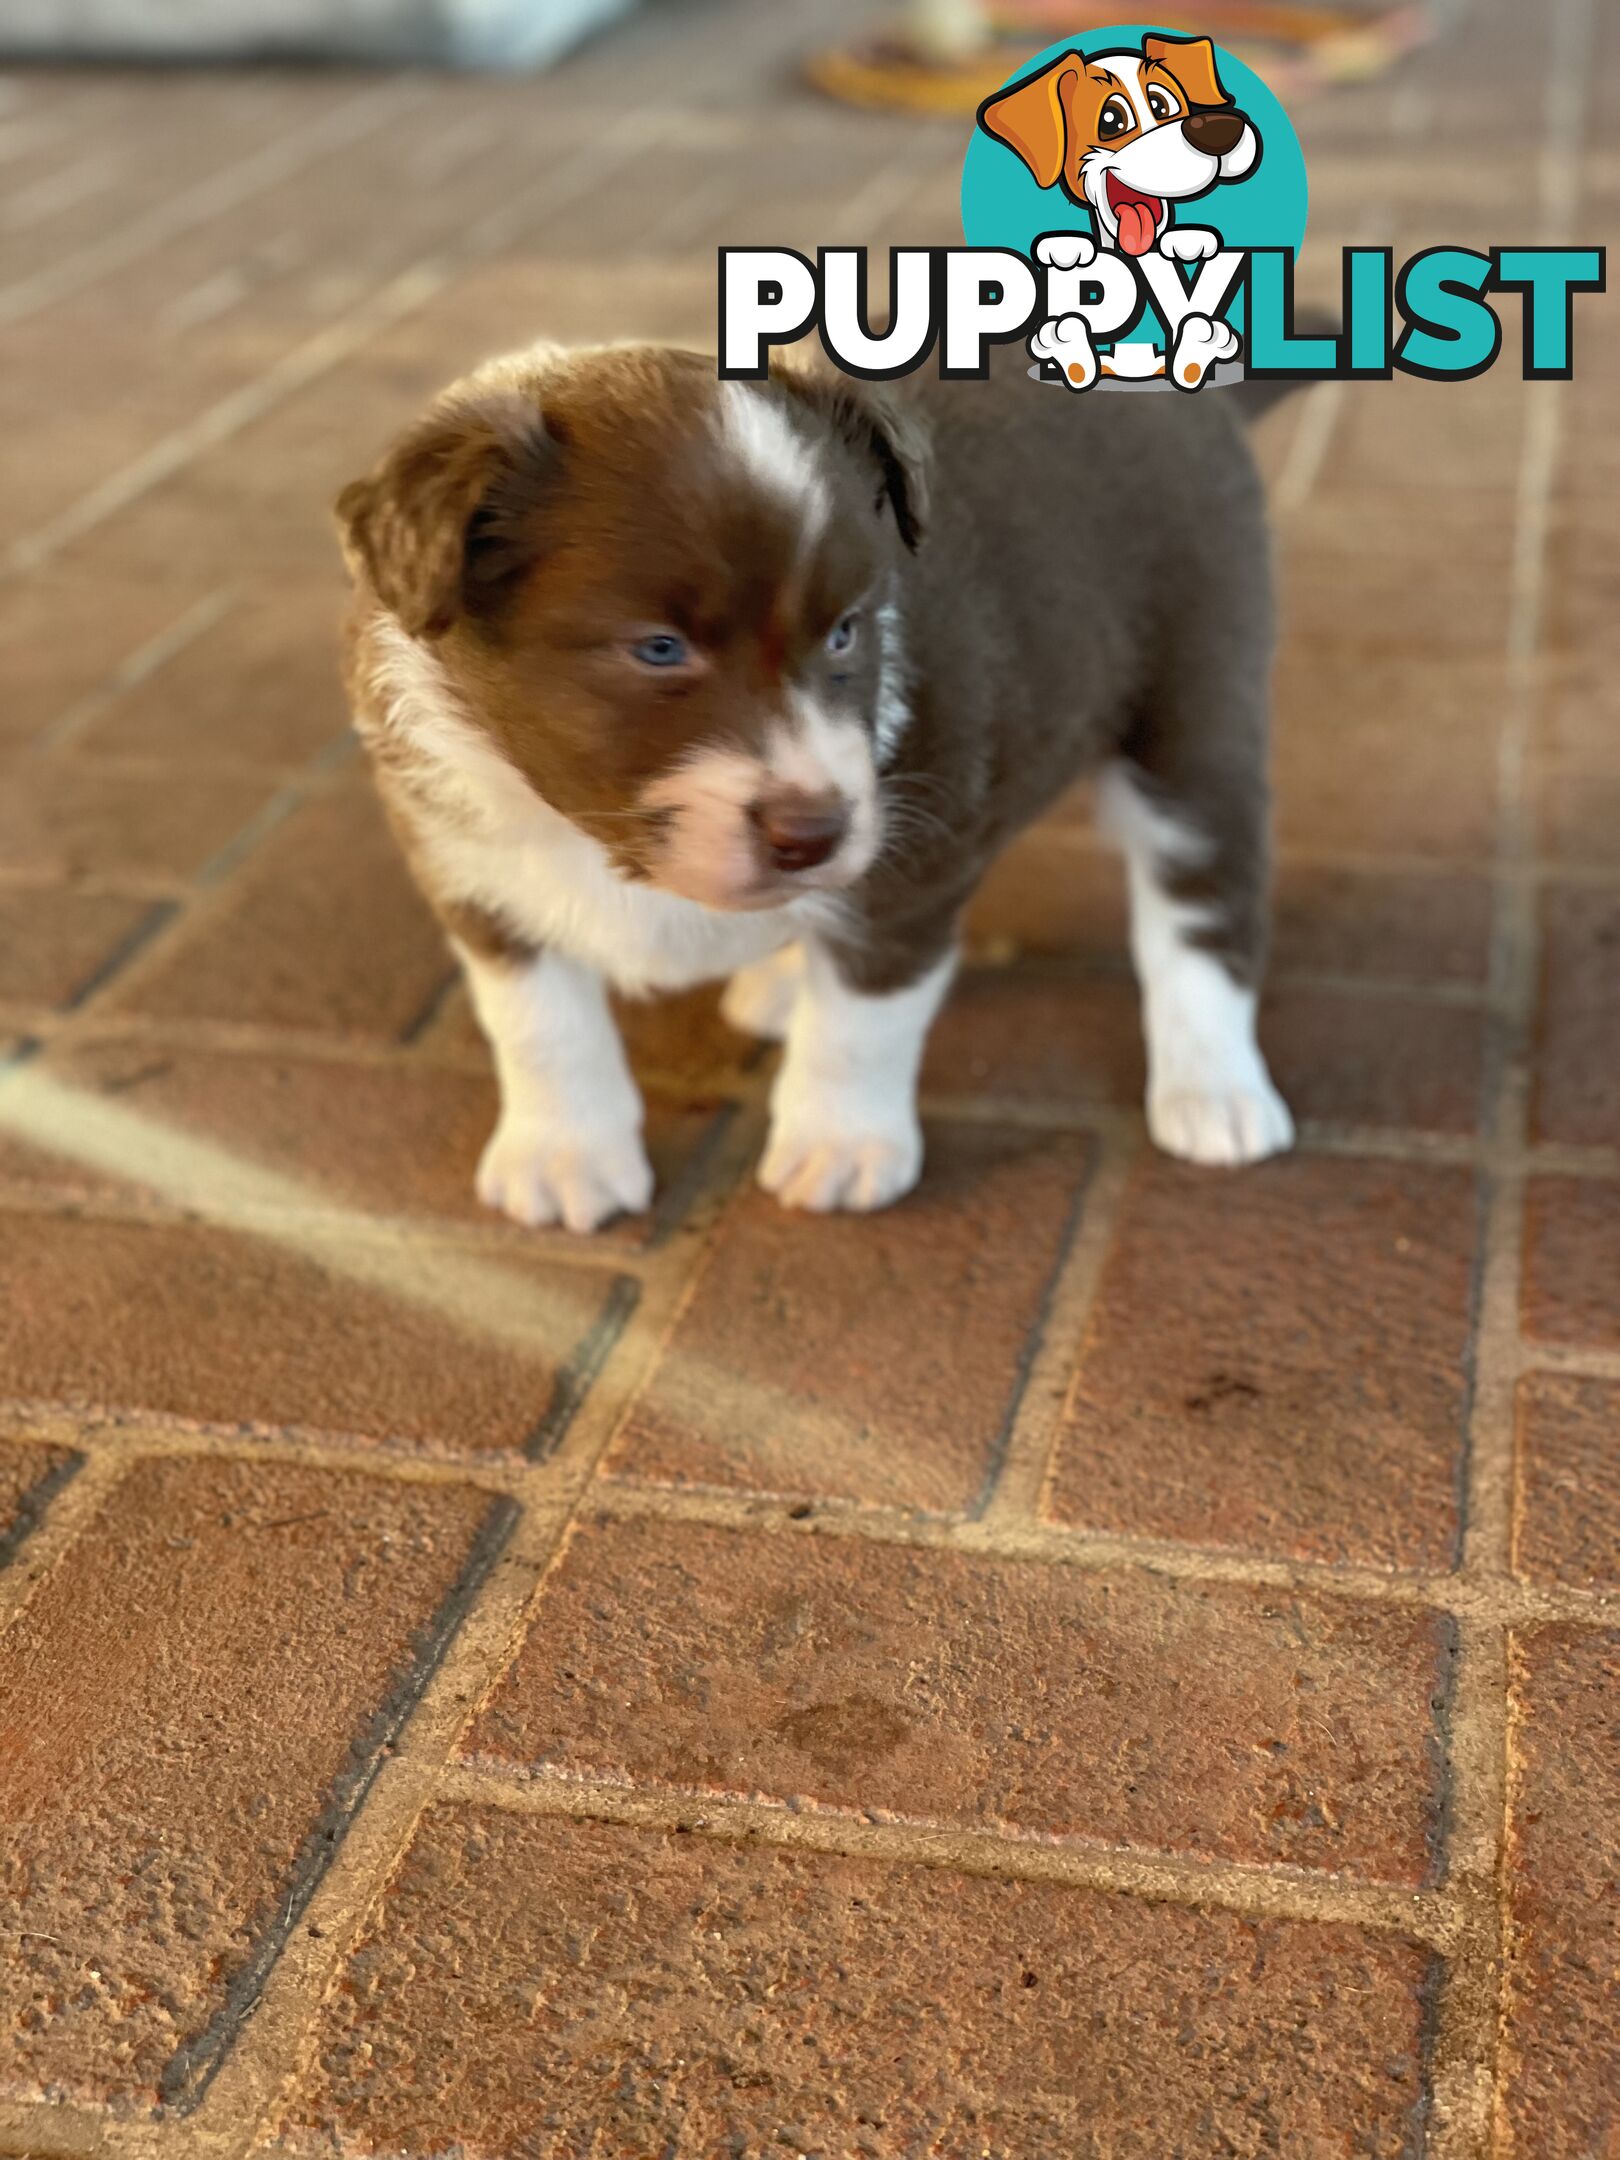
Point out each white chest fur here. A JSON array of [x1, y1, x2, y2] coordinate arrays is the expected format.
[[367, 624, 815, 996]]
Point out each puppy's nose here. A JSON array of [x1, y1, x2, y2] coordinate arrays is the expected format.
[[751, 789, 849, 874], [1182, 108, 1246, 157]]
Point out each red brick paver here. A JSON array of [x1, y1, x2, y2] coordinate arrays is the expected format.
[[1522, 1175, 1620, 1351], [0, 1034, 721, 1245], [1049, 1154, 1477, 1570], [0, 0, 1614, 2150], [0, 1437, 79, 1561], [282, 1806, 1436, 2159], [107, 788, 450, 1040], [0, 1213, 631, 1457], [1503, 1629, 1620, 2159], [468, 1510, 1454, 1883], [0, 1456, 510, 2110], [1513, 1376, 1620, 1592], [1532, 884, 1620, 1148], [604, 1123, 1091, 1514], [0, 886, 166, 1011]]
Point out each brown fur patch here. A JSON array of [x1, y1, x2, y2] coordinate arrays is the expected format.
[[438, 894, 537, 965], [335, 393, 556, 639], [347, 349, 908, 861], [340, 341, 1283, 1007]]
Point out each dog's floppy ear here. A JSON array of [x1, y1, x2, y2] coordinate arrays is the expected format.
[[1143, 32, 1233, 109], [977, 53, 1082, 191], [334, 391, 555, 639], [771, 363, 931, 553]]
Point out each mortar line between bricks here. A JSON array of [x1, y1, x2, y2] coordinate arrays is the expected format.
[[0, 54, 899, 1065], [588, 1476, 1620, 1631], [0, 867, 185, 902], [0, 2097, 165, 2160], [0, 1170, 669, 1269], [1, 736, 370, 1039], [1014, 821, 1620, 893], [0, 1445, 128, 1641], [1269, 201, 1390, 517], [7, 1397, 1618, 1637], [1, 1031, 1614, 1188], [31, 588, 240, 754], [981, 1129, 1140, 1525], [172, 1495, 525, 2115], [1518, 1341, 1620, 1382], [32, 744, 332, 787], [122, 1104, 761, 2151], [435, 1759, 1458, 1949], [1424, 2, 1591, 2148], [0, 77, 435, 329], [917, 1094, 1616, 1185]]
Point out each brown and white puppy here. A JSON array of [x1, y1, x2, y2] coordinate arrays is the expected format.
[[979, 33, 1259, 259], [336, 340, 1293, 1231]]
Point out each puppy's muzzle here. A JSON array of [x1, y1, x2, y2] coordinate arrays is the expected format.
[[1181, 108, 1247, 158], [749, 787, 849, 875]]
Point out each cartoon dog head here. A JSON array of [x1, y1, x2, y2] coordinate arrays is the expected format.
[[978, 33, 1260, 257]]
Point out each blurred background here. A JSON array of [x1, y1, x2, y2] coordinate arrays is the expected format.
[[0, 0, 1611, 1090], [0, 12, 1616, 2154]]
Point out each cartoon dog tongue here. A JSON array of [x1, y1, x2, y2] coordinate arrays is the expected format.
[[1115, 196, 1160, 256]]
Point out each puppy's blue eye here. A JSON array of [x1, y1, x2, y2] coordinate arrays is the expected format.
[[827, 613, 858, 657], [631, 632, 690, 668]]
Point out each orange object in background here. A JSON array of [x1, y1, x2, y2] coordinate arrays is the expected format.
[[805, 0, 1436, 113]]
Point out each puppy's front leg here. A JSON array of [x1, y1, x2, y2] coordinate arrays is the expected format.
[[457, 940, 652, 1233], [760, 942, 956, 1214]]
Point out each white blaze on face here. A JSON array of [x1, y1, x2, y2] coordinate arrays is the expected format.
[[640, 745, 769, 912], [621, 384, 884, 913], [720, 380, 831, 549], [640, 694, 880, 914]]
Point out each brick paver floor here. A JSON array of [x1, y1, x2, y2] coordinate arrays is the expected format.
[[0, 0, 1615, 2152]]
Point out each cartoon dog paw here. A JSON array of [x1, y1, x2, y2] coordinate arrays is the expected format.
[[1158, 226, 1221, 263], [1034, 231, 1096, 271], [1169, 312, 1241, 390], [1030, 313, 1099, 392]]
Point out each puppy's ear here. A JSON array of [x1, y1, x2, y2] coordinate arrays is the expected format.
[[334, 392, 555, 638], [772, 365, 931, 553], [977, 54, 1082, 190], [1143, 33, 1233, 109]]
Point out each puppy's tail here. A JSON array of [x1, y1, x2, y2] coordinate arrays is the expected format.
[[1229, 312, 1340, 424]]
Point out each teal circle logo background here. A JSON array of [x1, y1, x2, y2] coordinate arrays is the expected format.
[[960, 24, 1308, 293]]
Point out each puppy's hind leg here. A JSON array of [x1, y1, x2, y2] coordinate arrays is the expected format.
[[1099, 754, 1293, 1169]]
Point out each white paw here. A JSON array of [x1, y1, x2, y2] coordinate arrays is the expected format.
[[759, 1117, 923, 1214], [1148, 1081, 1295, 1167], [1169, 311, 1241, 389], [1029, 313, 1098, 392], [476, 1117, 654, 1233], [720, 945, 802, 1042], [1158, 225, 1220, 263], [1035, 230, 1096, 271]]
